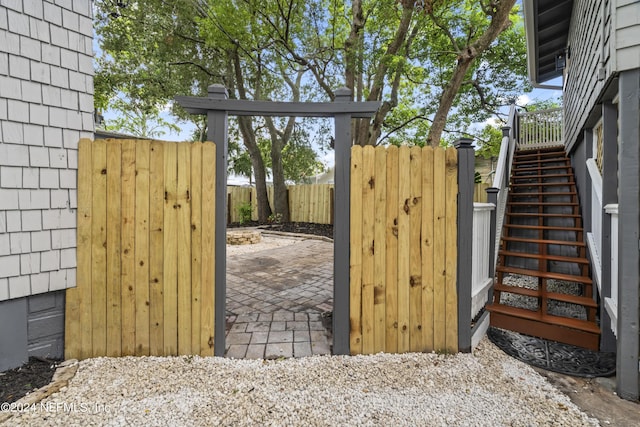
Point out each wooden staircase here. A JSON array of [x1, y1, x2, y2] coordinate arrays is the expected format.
[[487, 147, 600, 350]]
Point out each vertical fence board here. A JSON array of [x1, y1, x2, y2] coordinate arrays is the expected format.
[[135, 140, 150, 356], [177, 143, 192, 354], [409, 146, 423, 352], [445, 148, 459, 352], [120, 140, 136, 356], [106, 140, 122, 357], [163, 143, 178, 355], [349, 147, 363, 354], [78, 139, 93, 359], [361, 146, 375, 354], [432, 148, 447, 351], [149, 141, 164, 354], [190, 143, 202, 356], [373, 146, 387, 353], [91, 141, 107, 357], [200, 142, 216, 356], [421, 147, 435, 351], [397, 146, 411, 353], [67, 139, 92, 359], [384, 146, 399, 353]]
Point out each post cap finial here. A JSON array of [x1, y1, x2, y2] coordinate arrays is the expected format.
[[501, 126, 511, 137], [208, 84, 228, 98], [453, 138, 474, 149], [334, 87, 352, 101]]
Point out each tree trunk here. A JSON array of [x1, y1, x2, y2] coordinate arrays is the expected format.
[[353, 2, 415, 146], [427, 0, 516, 146], [270, 138, 289, 222], [238, 116, 272, 222]]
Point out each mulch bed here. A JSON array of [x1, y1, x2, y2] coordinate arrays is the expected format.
[[229, 221, 334, 240], [0, 357, 60, 404]]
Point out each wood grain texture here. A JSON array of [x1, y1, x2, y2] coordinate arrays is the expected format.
[[148, 141, 164, 355], [163, 142, 178, 356], [384, 146, 399, 353], [134, 140, 150, 356], [349, 146, 363, 354], [120, 140, 136, 356], [200, 142, 216, 356], [176, 143, 192, 355], [373, 146, 387, 353]]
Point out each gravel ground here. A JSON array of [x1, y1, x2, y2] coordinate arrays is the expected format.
[[6, 339, 599, 426]]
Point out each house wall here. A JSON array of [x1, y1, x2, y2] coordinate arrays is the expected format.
[[615, 0, 640, 70], [563, 0, 611, 152], [0, 0, 93, 370]]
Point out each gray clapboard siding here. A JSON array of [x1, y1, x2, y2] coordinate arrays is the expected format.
[[564, 0, 610, 152], [616, 1, 640, 70]]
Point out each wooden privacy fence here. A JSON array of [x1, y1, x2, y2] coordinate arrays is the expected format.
[[227, 184, 334, 224], [65, 139, 216, 360], [474, 183, 489, 203], [350, 145, 459, 355]]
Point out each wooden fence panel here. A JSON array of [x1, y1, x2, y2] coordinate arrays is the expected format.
[[350, 145, 458, 355], [66, 139, 216, 360], [230, 184, 334, 225], [474, 183, 489, 203]]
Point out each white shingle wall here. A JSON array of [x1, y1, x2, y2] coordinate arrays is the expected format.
[[0, 0, 93, 301]]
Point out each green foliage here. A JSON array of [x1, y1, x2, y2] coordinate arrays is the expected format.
[[237, 202, 253, 225], [268, 213, 283, 225], [474, 171, 482, 184], [475, 123, 505, 159]]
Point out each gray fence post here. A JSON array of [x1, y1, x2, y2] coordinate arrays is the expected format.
[[455, 138, 474, 352], [332, 87, 352, 355], [206, 84, 229, 357]]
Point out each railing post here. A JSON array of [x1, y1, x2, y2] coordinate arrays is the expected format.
[[486, 187, 499, 301], [206, 84, 229, 357], [501, 126, 512, 186], [332, 87, 352, 355], [455, 137, 474, 352], [510, 99, 518, 143]]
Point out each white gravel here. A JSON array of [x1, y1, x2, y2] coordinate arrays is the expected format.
[[8, 339, 599, 426]]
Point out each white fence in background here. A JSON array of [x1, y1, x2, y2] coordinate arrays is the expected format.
[[586, 158, 603, 290], [604, 204, 619, 337], [471, 203, 495, 319], [518, 108, 564, 150]]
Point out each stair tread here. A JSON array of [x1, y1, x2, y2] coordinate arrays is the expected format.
[[510, 182, 576, 187], [508, 201, 579, 206], [506, 212, 581, 218], [513, 158, 570, 165], [515, 149, 566, 158], [509, 191, 577, 197], [499, 250, 590, 264], [514, 165, 572, 172], [486, 303, 600, 334], [504, 224, 583, 231], [494, 284, 596, 307], [501, 236, 586, 246], [511, 173, 573, 180], [496, 265, 592, 285]]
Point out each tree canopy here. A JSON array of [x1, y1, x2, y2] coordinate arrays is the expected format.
[[95, 0, 529, 219]]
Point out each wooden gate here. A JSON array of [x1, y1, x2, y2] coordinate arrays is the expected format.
[[65, 139, 216, 359], [349, 145, 459, 354]]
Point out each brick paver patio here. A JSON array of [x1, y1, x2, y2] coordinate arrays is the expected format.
[[225, 238, 333, 358]]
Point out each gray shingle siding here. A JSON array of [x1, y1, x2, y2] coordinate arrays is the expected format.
[[1, 0, 92, 368]]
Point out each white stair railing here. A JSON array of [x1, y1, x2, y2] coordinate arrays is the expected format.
[[518, 108, 564, 150]]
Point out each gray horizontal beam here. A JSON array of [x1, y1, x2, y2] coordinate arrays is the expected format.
[[175, 96, 381, 118]]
